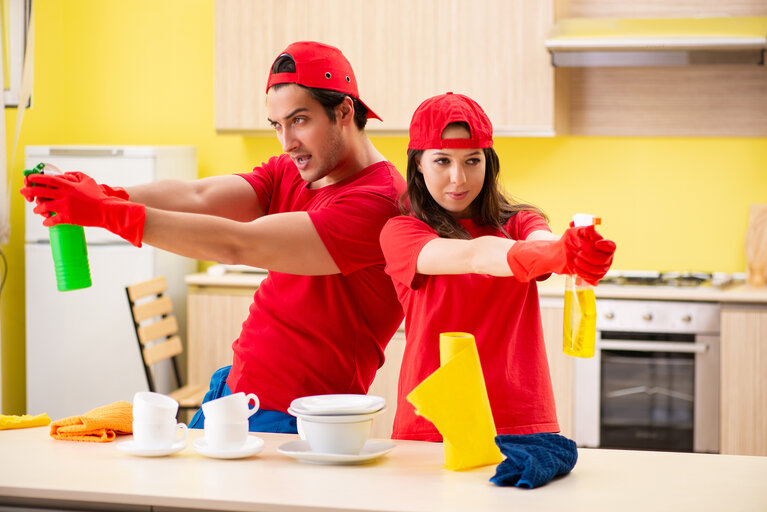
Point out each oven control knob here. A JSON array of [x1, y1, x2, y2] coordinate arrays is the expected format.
[[642, 313, 653, 322], [605, 312, 614, 320], [682, 315, 692, 323]]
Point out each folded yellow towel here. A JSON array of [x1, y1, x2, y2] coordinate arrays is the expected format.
[[50, 401, 133, 442], [407, 332, 504, 471], [0, 413, 51, 430]]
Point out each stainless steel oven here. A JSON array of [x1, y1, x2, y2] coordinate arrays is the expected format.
[[573, 299, 720, 453]]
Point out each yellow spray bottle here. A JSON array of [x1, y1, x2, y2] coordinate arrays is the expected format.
[[563, 214, 599, 358]]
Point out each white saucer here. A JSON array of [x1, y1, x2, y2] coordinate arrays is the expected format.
[[193, 435, 264, 459], [277, 439, 395, 465], [290, 394, 385, 416], [117, 439, 186, 457]]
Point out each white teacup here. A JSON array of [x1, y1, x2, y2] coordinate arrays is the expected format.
[[300, 416, 373, 455], [202, 392, 259, 423], [203, 419, 249, 451], [132, 420, 187, 449], [132, 391, 179, 422]]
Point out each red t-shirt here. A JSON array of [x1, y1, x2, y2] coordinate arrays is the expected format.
[[228, 154, 406, 412], [379, 211, 560, 441]]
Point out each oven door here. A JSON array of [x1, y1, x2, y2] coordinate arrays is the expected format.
[[574, 332, 719, 453]]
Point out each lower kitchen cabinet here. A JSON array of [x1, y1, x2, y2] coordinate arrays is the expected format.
[[540, 299, 574, 439], [186, 288, 253, 389], [720, 304, 767, 456]]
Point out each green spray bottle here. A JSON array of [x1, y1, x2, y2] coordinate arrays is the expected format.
[[24, 163, 92, 291]]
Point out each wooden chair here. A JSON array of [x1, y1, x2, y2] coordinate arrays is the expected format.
[[125, 276, 207, 414]]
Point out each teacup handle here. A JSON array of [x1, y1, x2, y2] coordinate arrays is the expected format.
[[246, 393, 260, 418], [176, 423, 188, 441]]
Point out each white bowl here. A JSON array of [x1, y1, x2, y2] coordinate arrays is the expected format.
[[299, 415, 373, 455]]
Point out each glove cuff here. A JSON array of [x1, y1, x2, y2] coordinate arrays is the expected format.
[[104, 199, 145, 248], [99, 184, 130, 201], [506, 240, 569, 282]]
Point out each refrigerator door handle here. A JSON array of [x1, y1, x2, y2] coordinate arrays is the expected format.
[[48, 148, 125, 157]]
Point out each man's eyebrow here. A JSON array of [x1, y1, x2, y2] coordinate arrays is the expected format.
[[267, 108, 310, 125]]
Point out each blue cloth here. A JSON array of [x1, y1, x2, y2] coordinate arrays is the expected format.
[[188, 365, 297, 434], [490, 433, 578, 489]]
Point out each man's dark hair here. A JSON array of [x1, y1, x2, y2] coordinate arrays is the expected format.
[[270, 54, 369, 130]]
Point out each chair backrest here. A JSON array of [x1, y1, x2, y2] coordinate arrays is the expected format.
[[125, 276, 184, 393]]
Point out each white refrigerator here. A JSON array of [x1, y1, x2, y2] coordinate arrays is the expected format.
[[25, 146, 197, 420]]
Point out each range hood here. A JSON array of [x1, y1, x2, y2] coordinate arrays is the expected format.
[[546, 17, 767, 67]]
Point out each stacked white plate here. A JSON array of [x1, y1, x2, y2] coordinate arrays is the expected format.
[[280, 394, 395, 464], [288, 394, 386, 417]]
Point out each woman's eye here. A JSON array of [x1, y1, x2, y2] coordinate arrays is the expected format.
[[466, 158, 481, 165], [433, 158, 449, 165], [293, 117, 306, 125]]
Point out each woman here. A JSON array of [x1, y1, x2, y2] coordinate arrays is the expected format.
[[380, 92, 615, 441]]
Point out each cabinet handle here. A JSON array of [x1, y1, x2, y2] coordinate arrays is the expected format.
[[605, 312, 615, 320], [642, 313, 653, 322], [682, 315, 692, 323]]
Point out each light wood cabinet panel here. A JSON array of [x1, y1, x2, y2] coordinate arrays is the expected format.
[[187, 290, 253, 388], [215, 0, 556, 135], [720, 304, 767, 456], [540, 300, 574, 439], [367, 334, 406, 439], [556, 0, 767, 136]]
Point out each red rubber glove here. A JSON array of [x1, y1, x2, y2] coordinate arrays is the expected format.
[[564, 225, 616, 285], [21, 173, 129, 202], [22, 171, 145, 247], [506, 228, 581, 282]]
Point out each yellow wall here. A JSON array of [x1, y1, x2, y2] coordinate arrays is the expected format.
[[1, 0, 766, 413]]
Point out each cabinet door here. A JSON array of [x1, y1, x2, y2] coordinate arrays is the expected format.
[[720, 305, 767, 456], [540, 299, 574, 439], [215, 0, 555, 135], [368, 333, 406, 439], [187, 291, 253, 387]]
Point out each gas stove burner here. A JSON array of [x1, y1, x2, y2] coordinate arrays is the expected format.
[[599, 271, 715, 287], [659, 272, 712, 287]]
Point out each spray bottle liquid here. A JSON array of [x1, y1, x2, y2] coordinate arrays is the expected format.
[[563, 213, 600, 358], [24, 163, 92, 292]]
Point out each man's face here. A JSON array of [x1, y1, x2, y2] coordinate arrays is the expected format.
[[266, 84, 344, 184]]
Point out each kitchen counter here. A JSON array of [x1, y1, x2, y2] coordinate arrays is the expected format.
[[537, 275, 767, 303], [186, 272, 767, 303], [1, 427, 765, 512]]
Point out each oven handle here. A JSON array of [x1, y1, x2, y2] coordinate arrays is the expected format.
[[599, 340, 708, 353]]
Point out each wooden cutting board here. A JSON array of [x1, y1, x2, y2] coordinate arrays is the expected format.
[[745, 204, 767, 287]]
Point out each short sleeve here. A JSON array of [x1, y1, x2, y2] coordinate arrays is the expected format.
[[236, 155, 281, 213], [507, 210, 551, 240], [309, 190, 401, 275], [379, 216, 439, 290]]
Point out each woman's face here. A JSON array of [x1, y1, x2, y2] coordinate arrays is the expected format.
[[418, 125, 486, 219]]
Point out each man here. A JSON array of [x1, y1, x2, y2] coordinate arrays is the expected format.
[[22, 41, 406, 433]]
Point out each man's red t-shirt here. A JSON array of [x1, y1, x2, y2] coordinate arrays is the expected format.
[[228, 154, 406, 412], [379, 211, 559, 441]]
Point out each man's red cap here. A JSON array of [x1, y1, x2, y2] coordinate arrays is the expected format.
[[408, 92, 493, 150], [266, 41, 381, 121]]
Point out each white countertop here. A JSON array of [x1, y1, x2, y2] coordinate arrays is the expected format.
[[186, 272, 767, 304], [1, 427, 766, 511]]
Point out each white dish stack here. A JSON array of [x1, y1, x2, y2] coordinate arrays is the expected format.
[[287, 394, 387, 456]]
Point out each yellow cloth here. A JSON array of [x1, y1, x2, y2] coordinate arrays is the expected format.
[[406, 332, 504, 471], [50, 401, 133, 443], [0, 413, 51, 430]]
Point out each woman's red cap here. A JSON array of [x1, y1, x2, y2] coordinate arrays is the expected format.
[[408, 92, 493, 150]]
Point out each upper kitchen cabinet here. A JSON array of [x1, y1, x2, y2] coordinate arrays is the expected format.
[[551, 0, 767, 136], [215, 0, 558, 135]]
